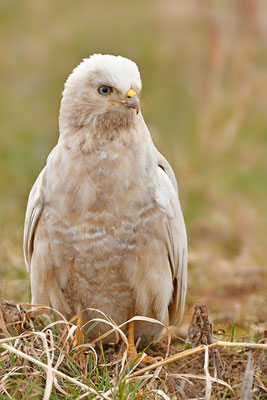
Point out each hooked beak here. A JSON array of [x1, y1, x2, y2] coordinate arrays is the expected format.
[[125, 89, 140, 114], [109, 88, 140, 114]]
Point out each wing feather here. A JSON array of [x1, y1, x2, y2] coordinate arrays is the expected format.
[[154, 150, 187, 326], [23, 168, 46, 273], [153, 145, 178, 194]]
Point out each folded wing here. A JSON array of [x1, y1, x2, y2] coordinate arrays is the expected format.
[[154, 150, 187, 325], [23, 168, 46, 274]]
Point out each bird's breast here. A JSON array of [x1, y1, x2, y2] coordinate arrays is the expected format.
[[46, 138, 155, 220], [45, 139, 163, 254], [42, 138, 168, 324]]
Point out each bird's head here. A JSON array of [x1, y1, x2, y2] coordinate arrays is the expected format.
[[59, 54, 142, 134]]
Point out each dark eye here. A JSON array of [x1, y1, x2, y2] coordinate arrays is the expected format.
[[98, 86, 113, 96]]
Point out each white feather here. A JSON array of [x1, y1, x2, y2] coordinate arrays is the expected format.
[[154, 154, 187, 325], [23, 167, 46, 273]]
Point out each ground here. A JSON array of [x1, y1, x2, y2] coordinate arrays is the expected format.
[[0, 301, 266, 399]]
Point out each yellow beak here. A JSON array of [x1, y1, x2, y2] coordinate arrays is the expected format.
[[126, 89, 137, 99], [125, 89, 140, 114], [109, 88, 140, 114]]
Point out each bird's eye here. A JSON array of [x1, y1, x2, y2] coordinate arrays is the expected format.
[[98, 86, 113, 96]]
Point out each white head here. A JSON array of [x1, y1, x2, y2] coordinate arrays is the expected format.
[[59, 54, 142, 134]]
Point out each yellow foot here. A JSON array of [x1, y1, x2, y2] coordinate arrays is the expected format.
[[126, 321, 162, 365]]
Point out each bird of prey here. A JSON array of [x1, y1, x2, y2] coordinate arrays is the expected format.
[[24, 54, 187, 347]]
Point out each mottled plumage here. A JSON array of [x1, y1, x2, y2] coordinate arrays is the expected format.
[[24, 54, 187, 341]]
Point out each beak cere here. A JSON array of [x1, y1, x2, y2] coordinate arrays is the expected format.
[[125, 89, 140, 114], [109, 88, 140, 114]]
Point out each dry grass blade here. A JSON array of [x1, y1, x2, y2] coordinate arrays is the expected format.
[[53, 377, 73, 398], [151, 389, 171, 399], [241, 351, 254, 400], [216, 341, 267, 349], [37, 331, 53, 400], [169, 373, 233, 391], [203, 345, 212, 400], [253, 343, 266, 396], [0, 334, 31, 344], [0, 308, 11, 338]]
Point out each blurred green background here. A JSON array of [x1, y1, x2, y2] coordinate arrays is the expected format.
[[0, 0, 266, 331]]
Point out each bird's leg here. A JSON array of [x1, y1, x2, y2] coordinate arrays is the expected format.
[[77, 316, 83, 326], [126, 321, 161, 365], [71, 314, 86, 363], [127, 320, 137, 358], [75, 315, 84, 346]]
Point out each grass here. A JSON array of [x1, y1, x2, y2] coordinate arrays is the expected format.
[[0, 0, 267, 398], [0, 301, 266, 399]]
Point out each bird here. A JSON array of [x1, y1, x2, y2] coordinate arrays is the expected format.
[[23, 54, 187, 351]]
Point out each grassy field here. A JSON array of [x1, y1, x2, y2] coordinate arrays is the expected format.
[[0, 0, 266, 398]]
